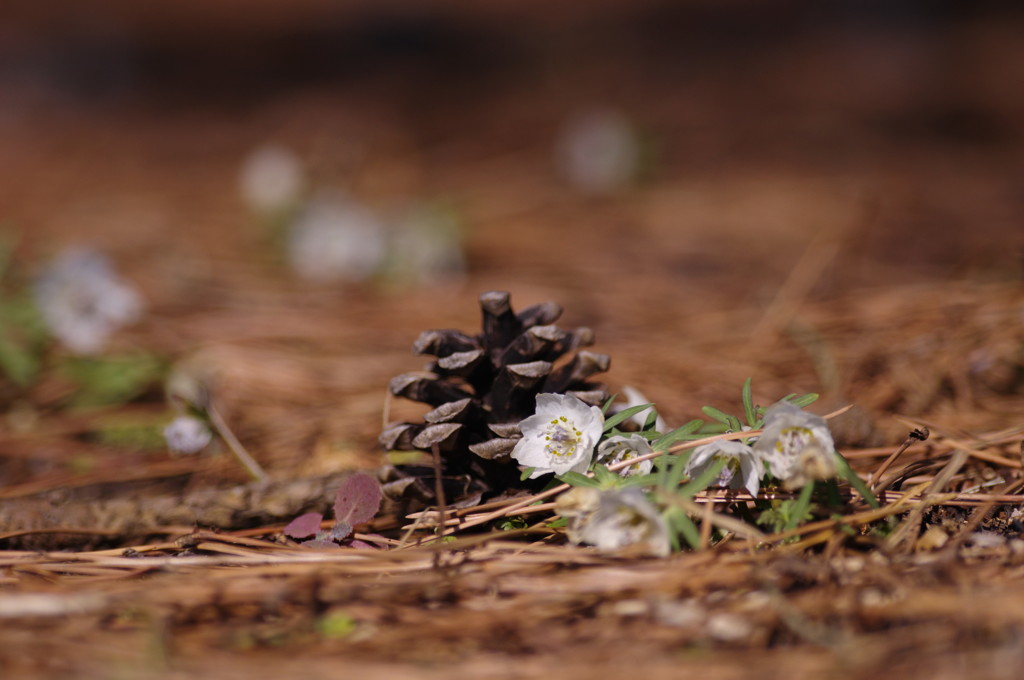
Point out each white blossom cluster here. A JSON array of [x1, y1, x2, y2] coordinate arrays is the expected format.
[[685, 402, 837, 494], [239, 144, 306, 215], [163, 414, 213, 455], [238, 146, 464, 285], [511, 389, 839, 555], [556, 486, 670, 558], [754, 402, 837, 489], [556, 109, 642, 194], [33, 248, 144, 355], [287, 193, 388, 283]]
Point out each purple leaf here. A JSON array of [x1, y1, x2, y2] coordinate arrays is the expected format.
[[333, 473, 383, 527], [345, 539, 379, 550], [284, 512, 324, 539]]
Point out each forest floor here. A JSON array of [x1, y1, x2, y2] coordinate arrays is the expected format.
[[2, 4, 1024, 678]]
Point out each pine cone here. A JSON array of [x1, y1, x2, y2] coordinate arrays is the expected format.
[[380, 291, 610, 500]]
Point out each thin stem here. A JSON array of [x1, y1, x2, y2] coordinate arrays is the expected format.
[[207, 404, 268, 484]]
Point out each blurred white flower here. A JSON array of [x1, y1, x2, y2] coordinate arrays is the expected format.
[[163, 415, 213, 455], [621, 385, 667, 433], [287, 193, 387, 283], [596, 434, 654, 477], [33, 248, 143, 355], [685, 439, 762, 497], [556, 486, 670, 557], [557, 109, 641, 194], [511, 393, 604, 479], [239, 144, 305, 214], [753, 402, 837, 489], [385, 204, 466, 285]]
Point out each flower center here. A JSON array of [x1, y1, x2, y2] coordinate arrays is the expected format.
[[774, 426, 814, 457], [544, 416, 582, 458]]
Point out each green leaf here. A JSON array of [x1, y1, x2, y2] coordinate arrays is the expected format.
[[785, 482, 816, 531], [602, 403, 653, 432], [618, 429, 661, 442], [835, 453, 879, 508], [317, 612, 357, 639], [557, 471, 601, 488], [661, 449, 693, 490], [590, 464, 619, 486], [666, 507, 701, 550], [519, 466, 537, 481], [642, 408, 660, 432], [1, 296, 49, 344], [0, 295, 49, 387], [93, 422, 166, 450], [619, 472, 661, 488], [653, 419, 704, 451], [701, 405, 733, 425], [61, 353, 167, 408], [498, 517, 528, 530], [784, 392, 819, 408], [741, 378, 756, 426], [600, 394, 618, 415], [698, 421, 729, 435], [0, 331, 39, 387]]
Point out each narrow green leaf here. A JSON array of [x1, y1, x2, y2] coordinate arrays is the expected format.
[[666, 508, 701, 550], [556, 471, 600, 488], [698, 421, 729, 435], [590, 464, 618, 486], [662, 450, 692, 491], [519, 467, 537, 481], [653, 419, 704, 451], [787, 393, 820, 408], [835, 453, 880, 508], [603, 403, 653, 432], [741, 378, 755, 426], [61, 353, 167, 408], [643, 408, 660, 432], [600, 394, 618, 415], [701, 405, 733, 425], [622, 430, 661, 442], [620, 472, 661, 488], [785, 482, 815, 531], [0, 332, 39, 387]]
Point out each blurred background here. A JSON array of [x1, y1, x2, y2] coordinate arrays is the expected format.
[[1, 0, 1022, 482]]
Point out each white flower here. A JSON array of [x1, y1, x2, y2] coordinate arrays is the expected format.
[[556, 486, 670, 557], [753, 401, 837, 490], [596, 434, 654, 477], [163, 415, 213, 455], [685, 440, 762, 497], [557, 109, 640, 194], [34, 248, 143, 355], [621, 385, 667, 433], [239, 144, 305, 214], [287, 193, 387, 283], [511, 393, 604, 479]]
